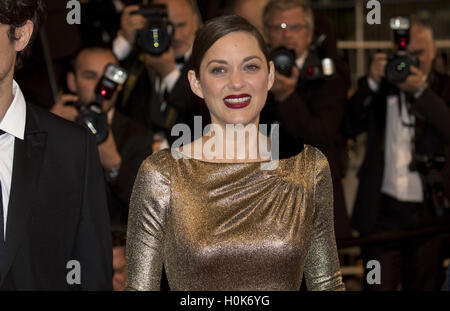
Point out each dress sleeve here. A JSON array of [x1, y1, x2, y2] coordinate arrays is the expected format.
[[125, 153, 171, 291], [304, 148, 346, 291]]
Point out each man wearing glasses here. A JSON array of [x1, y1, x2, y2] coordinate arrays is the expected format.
[[260, 0, 353, 241]]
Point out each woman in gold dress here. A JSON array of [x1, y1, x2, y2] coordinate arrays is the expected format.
[[126, 15, 345, 291]]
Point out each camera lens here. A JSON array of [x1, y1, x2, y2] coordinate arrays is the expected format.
[[134, 5, 173, 56], [386, 56, 411, 83], [270, 47, 296, 77], [277, 55, 292, 71], [76, 104, 109, 144]]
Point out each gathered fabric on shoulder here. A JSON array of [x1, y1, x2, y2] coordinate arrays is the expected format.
[[126, 145, 345, 291]]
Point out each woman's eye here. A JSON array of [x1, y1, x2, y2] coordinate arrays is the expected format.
[[211, 67, 226, 74], [246, 64, 260, 71]]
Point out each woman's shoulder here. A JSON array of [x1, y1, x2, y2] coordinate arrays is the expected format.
[[274, 145, 329, 185], [139, 148, 177, 177], [300, 145, 329, 167], [281, 144, 328, 168]]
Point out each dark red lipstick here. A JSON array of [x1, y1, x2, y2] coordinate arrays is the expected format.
[[223, 94, 251, 109]]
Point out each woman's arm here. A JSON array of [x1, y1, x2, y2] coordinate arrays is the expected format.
[[126, 154, 171, 291], [304, 148, 346, 291]]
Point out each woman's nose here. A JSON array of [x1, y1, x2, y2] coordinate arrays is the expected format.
[[229, 70, 245, 89]]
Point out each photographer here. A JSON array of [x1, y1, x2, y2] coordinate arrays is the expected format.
[[260, 0, 353, 240], [346, 17, 450, 290], [113, 0, 207, 146], [51, 46, 153, 225]]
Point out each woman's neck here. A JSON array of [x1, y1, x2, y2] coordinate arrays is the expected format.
[[0, 75, 14, 124], [179, 122, 273, 163]]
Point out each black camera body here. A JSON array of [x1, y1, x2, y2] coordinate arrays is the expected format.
[[270, 46, 296, 77], [76, 103, 109, 144], [270, 35, 335, 79], [68, 64, 128, 144], [132, 4, 174, 56], [300, 53, 335, 80], [410, 154, 449, 217], [385, 16, 420, 84]]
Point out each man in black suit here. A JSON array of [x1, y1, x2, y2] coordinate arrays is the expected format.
[[0, 0, 112, 290], [113, 0, 208, 147], [260, 0, 353, 240], [51, 46, 153, 226], [346, 17, 450, 290]]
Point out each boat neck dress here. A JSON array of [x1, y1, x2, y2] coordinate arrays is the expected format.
[[126, 145, 345, 291]]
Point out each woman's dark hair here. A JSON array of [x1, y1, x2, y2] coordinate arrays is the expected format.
[[190, 14, 270, 77], [0, 0, 46, 68]]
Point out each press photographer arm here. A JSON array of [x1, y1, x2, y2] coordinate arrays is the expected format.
[[98, 125, 122, 172], [397, 65, 426, 94], [49, 94, 79, 122], [407, 69, 450, 143], [144, 47, 177, 79], [270, 66, 300, 102], [119, 5, 147, 45], [113, 5, 146, 60], [50, 96, 123, 171]]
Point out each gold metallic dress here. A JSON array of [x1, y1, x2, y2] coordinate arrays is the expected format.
[[126, 145, 345, 290]]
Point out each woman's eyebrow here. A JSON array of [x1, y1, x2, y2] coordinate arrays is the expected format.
[[242, 56, 262, 63], [206, 59, 227, 66], [206, 56, 263, 67]]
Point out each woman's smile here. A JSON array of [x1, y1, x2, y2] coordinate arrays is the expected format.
[[223, 93, 252, 109]]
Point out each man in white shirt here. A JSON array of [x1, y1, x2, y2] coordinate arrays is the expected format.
[[0, 0, 112, 290], [347, 17, 450, 290]]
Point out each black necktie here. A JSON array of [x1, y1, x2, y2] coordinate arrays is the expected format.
[[175, 56, 185, 66], [0, 129, 5, 266]]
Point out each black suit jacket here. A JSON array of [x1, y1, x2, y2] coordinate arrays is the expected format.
[[346, 71, 450, 235], [0, 104, 112, 290]]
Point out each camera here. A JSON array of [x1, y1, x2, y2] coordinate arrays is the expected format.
[[76, 103, 109, 144], [410, 153, 449, 217], [300, 54, 335, 80], [300, 34, 335, 80], [385, 16, 420, 84], [94, 63, 128, 100], [270, 34, 335, 79], [71, 64, 128, 144], [270, 46, 296, 77], [131, 4, 174, 56]]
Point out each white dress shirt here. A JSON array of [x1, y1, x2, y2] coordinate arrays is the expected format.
[[367, 77, 423, 202], [295, 51, 308, 70], [113, 33, 133, 61], [0, 80, 27, 236]]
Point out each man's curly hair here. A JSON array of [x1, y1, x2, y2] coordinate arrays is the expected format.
[[0, 0, 46, 69]]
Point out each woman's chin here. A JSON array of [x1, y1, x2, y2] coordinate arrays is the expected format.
[[221, 116, 258, 127]]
